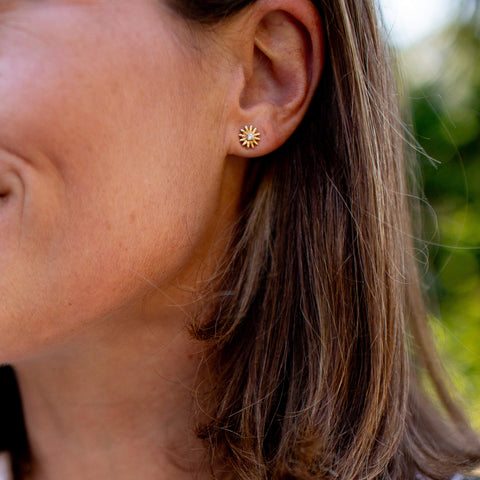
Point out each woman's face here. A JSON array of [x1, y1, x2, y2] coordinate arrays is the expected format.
[[0, 0, 239, 359]]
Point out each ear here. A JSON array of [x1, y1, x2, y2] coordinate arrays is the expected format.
[[223, 0, 324, 157]]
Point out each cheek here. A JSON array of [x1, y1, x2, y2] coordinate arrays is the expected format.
[[0, 4, 228, 359]]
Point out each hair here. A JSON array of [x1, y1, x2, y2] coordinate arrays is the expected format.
[[165, 0, 480, 479], [0, 1, 479, 479]]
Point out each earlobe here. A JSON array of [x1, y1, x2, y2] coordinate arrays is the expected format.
[[224, 0, 324, 158]]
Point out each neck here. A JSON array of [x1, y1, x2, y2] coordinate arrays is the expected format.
[[13, 296, 211, 480]]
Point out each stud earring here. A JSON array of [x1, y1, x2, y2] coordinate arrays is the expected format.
[[239, 125, 260, 149]]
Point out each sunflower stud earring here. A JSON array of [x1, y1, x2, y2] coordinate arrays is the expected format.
[[239, 125, 260, 149]]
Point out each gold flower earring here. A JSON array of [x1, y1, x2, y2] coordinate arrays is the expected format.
[[239, 125, 260, 149]]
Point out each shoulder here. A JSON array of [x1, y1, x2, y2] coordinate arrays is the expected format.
[[0, 452, 12, 480]]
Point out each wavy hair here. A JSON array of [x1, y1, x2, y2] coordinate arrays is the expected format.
[[166, 0, 480, 479]]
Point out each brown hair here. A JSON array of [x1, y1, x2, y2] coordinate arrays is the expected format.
[[167, 0, 480, 479], [1, 1, 478, 479]]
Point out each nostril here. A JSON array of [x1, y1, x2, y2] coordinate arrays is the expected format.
[[0, 176, 14, 201], [0, 169, 21, 203], [0, 188, 11, 201]]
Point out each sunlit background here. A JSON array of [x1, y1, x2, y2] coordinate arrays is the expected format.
[[379, 0, 480, 426], [380, 0, 456, 47]]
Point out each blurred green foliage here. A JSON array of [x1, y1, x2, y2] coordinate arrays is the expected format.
[[405, 9, 480, 425]]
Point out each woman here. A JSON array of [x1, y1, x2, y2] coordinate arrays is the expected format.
[[0, 0, 479, 479]]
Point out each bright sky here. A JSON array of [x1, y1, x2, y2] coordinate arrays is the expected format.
[[379, 0, 458, 47]]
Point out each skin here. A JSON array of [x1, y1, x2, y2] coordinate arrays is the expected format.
[[0, 0, 322, 478], [0, 0, 242, 360]]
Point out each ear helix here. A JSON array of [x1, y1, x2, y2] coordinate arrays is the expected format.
[[239, 125, 260, 149]]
